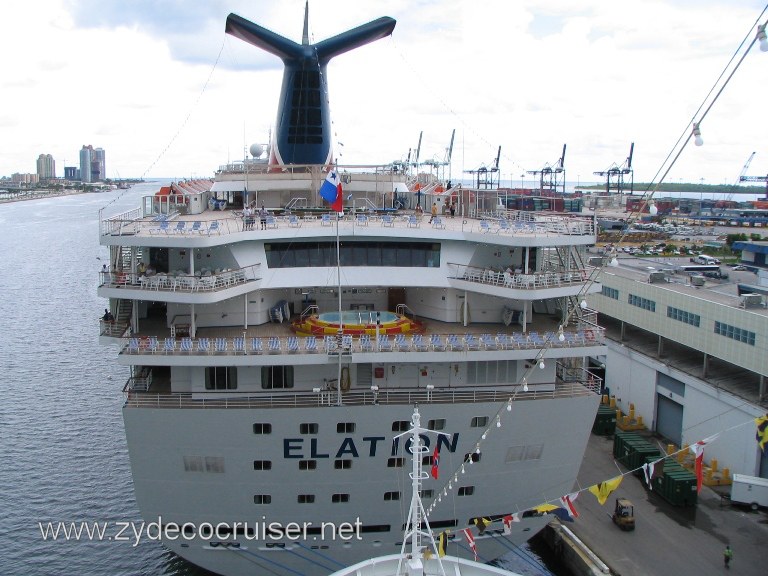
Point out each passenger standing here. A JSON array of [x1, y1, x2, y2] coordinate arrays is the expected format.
[[430, 202, 437, 223], [243, 206, 252, 230], [449, 202, 455, 218], [723, 545, 733, 568], [259, 205, 268, 230]]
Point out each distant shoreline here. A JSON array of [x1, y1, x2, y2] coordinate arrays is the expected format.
[[0, 188, 120, 204]]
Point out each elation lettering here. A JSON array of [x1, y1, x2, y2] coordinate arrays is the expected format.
[[283, 434, 460, 459]]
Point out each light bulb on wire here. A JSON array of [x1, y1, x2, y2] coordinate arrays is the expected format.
[[692, 122, 703, 147], [758, 24, 767, 52]]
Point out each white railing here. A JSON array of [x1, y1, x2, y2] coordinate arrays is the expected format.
[[118, 328, 605, 357], [123, 380, 598, 409], [449, 263, 592, 289], [99, 263, 260, 293]]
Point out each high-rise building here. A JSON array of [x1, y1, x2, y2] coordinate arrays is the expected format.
[[64, 166, 79, 181], [79, 145, 106, 183], [36, 154, 55, 180]]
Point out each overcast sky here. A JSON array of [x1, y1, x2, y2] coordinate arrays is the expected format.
[[2, 0, 767, 187]]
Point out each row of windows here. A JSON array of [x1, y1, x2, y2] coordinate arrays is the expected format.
[[265, 241, 441, 269], [255, 417, 491, 435], [604, 286, 757, 347], [253, 488, 474, 505], [714, 321, 756, 346], [256, 454, 480, 472], [601, 286, 619, 300], [667, 306, 701, 327], [628, 294, 656, 312]]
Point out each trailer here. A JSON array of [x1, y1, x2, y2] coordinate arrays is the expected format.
[[730, 474, 768, 510]]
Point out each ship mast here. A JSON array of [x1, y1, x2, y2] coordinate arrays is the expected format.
[[394, 407, 449, 575]]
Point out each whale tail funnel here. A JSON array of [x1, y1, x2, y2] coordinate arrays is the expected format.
[[226, 5, 396, 166]]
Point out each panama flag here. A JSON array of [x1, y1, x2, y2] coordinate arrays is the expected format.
[[462, 529, 478, 561], [320, 170, 343, 212], [430, 446, 440, 479]]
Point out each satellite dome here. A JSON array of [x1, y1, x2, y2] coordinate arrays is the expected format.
[[250, 143, 264, 158]]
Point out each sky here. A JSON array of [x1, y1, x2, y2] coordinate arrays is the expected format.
[[2, 0, 768, 187]]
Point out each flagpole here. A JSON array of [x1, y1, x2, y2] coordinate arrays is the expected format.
[[335, 200, 343, 407]]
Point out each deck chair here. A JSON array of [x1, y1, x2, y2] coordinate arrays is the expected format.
[[163, 337, 176, 354], [430, 334, 446, 351], [197, 337, 210, 353], [268, 336, 281, 353], [250, 337, 263, 354], [213, 338, 228, 354], [304, 336, 318, 353], [287, 336, 299, 353], [180, 337, 193, 353]]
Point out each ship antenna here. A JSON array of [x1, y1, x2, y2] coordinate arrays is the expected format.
[[392, 407, 450, 575]]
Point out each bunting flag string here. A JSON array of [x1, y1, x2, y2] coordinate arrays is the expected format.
[[462, 528, 478, 561], [425, 401, 761, 537]]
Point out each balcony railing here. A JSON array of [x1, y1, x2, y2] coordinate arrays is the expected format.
[[449, 263, 592, 289], [123, 379, 598, 409], [119, 328, 606, 357], [99, 264, 260, 293]]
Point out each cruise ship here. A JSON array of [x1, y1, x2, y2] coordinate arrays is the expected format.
[[97, 7, 606, 576]]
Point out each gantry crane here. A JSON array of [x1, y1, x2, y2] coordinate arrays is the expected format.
[[465, 145, 501, 189], [593, 143, 634, 196], [527, 144, 566, 195], [738, 153, 767, 200]]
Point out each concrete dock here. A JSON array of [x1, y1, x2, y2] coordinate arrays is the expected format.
[[560, 432, 768, 575]]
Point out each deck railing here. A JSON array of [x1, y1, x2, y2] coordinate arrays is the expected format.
[[118, 328, 605, 357], [123, 380, 598, 409], [449, 263, 592, 289], [99, 263, 260, 292]]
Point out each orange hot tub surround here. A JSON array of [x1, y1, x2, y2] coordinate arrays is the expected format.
[[292, 311, 419, 336]]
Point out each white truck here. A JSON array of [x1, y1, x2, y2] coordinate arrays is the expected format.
[[730, 474, 768, 510], [691, 254, 720, 265]]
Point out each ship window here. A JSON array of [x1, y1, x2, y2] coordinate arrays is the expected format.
[[254, 495, 272, 504], [298, 494, 316, 504], [337, 422, 356, 433], [458, 486, 475, 496], [422, 489, 434, 499], [384, 491, 401, 501], [253, 460, 272, 471], [335, 459, 352, 469], [264, 241, 441, 269], [387, 457, 405, 468], [261, 366, 294, 389], [253, 423, 272, 434], [423, 455, 435, 466], [465, 452, 481, 464], [205, 367, 237, 390], [205, 456, 225, 473], [183, 456, 204, 472], [299, 460, 317, 470], [300, 423, 319, 434], [428, 419, 446, 431], [470, 417, 488, 427], [392, 421, 409, 432], [505, 444, 544, 462], [332, 493, 350, 503]]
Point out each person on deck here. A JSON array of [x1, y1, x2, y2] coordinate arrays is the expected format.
[[429, 202, 438, 223]]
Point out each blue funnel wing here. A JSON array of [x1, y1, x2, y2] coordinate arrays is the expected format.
[[225, 13, 304, 62], [315, 17, 396, 64], [225, 11, 396, 167]]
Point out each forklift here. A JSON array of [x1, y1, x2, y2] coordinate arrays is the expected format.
[[612, 498, 635, 531]]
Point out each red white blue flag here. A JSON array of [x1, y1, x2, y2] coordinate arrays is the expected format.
[[320, 170, 343, 212]]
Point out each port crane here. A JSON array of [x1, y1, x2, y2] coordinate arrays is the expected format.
[[465, 145, 501, 189], [738, 152, 768, 200], [422, 129, 455, 184], [593, 142, 634, 196], [527, 144, 566, 195]]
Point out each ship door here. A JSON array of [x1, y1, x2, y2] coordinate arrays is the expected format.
[[388, 288, 406, 311]]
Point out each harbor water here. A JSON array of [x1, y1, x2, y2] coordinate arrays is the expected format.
[[0, 184, 566, 576]]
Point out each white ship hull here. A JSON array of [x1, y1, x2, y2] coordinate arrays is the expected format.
[[124, 392, 598, 575]]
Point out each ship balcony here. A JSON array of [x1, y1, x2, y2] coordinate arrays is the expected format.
[[114, 324, 606, 367], [448, 263, 601, 298], [97, 264, 261, 303], [122, 363, 602, 408], [99, 207, 596, 245]]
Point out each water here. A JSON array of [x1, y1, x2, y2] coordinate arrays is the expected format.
[[0, 184, 564, 576]]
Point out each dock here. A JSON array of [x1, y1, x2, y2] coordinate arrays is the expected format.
[[546, 431, 768, 576]]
